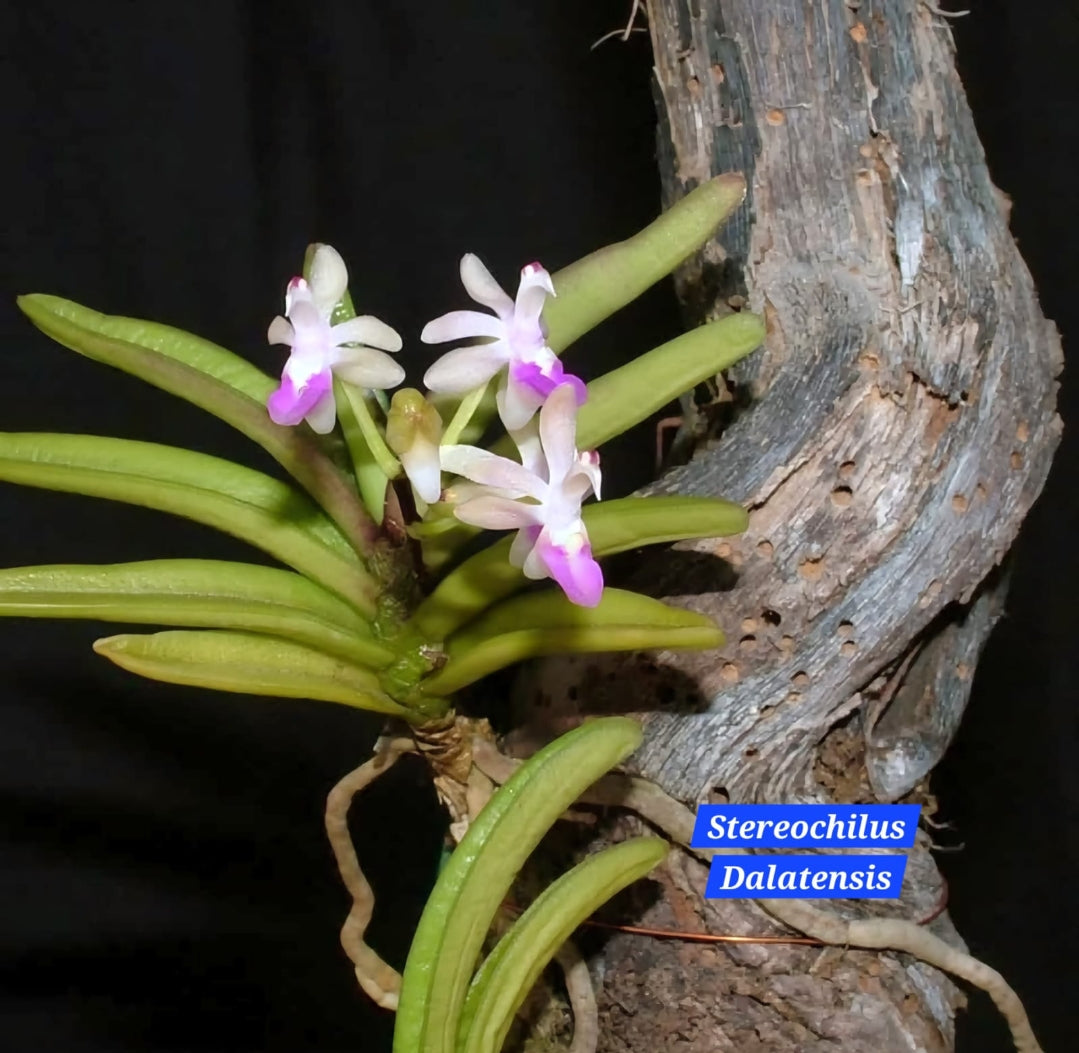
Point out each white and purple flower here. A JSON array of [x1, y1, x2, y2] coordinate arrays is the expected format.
[[440, 384, 603, 607], [422, 254, 587, 432], [267, 244, 405, 434]]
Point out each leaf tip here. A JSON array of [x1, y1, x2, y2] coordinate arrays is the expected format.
[[92, 633, 124, 657]]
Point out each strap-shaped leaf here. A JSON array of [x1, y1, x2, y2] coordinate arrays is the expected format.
[[456, 837, 668, 1053], [543, 173, 746, 353], [393, 717, 642, 1053], [18, 294, 275, 399], [576, 311, 766, 451], [16, 295, 378, 552], [411, 495, 747, 641], [421, 588, 722, 697], [0, 433, 377, 615], [94, 629, 409, 715], [0, 560, 393, 669]]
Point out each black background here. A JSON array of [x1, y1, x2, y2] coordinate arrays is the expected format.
[[2, 3, 1075, 1051]]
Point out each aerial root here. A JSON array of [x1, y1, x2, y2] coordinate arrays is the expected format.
[[325, 735, 416, 1010]]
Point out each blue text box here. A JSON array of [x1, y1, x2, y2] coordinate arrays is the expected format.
[[705, 855, 908, 899], [691, 804, 920, 849]]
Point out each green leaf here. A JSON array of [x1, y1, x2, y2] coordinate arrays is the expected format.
[[576, 311, 766, 450], [18, 293, 276, 399], [457, 837, 668, 1053], [0, 559, 393, 669], [544, 173, 746, 353], [0, 433, 377, 615], [94, 629, 410, 716], [16, 294, 379, 554], [411, 495, 747, 641], [393, 717, 642, 1053], [421, 588, 722, 697]]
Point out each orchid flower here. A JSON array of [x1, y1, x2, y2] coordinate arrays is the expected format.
[[422, 254, 587, 432], [440, 384, 603, 606], [267, 244, 405, 434]]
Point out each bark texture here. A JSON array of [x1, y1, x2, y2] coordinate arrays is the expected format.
[[511, 1, 1061, 1048]]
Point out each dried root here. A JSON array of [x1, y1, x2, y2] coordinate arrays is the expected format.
[[324, 735, 416, 1010], [555, 942, 600, 1053]]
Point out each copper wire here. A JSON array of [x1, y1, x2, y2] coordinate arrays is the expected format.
[[504, 876, 949, 947]]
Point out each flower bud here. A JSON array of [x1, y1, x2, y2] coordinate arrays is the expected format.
[[386, 389, 443, 505]]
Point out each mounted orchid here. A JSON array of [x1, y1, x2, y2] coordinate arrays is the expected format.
[[2, 174, 761, 720], [0, 174, 761, 1049]]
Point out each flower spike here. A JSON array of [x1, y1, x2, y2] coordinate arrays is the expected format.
[[440, 384, 603, 606], [267, 244, 405, 434], [422, 255, 587, 432]]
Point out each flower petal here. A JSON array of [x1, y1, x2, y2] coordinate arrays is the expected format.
[[305, 390, 339, 434], [509, 523, 542, 568], [440, 445, 545, 499], [267, 315, 294, 347], [424, 343, 508, 394], [454, 495, 543, 531], [575, 450, 602, 500], [514, 262, 555, 326], [538, 383, 580, 484], [497, 373, 545, 432], [420, 310, 503, 345], [331, 346, 406, 390], [332, 315, 403, 352], [308, 244, 348, 319], [285, 276, 311, 316], [509, 420, 547, 480], [460, 254, 514, 318], [267, 367, 333, 427], [288, 296, 324, 335], [536, 533, 604, 607]]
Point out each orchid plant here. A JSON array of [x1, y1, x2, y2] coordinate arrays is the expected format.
[[1, 174, 764, 1050]]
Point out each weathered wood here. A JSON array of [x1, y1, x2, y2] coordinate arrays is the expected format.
[[512, 1, 1060, 1048]]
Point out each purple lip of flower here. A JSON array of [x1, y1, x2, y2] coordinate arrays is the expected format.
[[267, 368, 332, 427], [511, 359, 588, 404], [537, 536, 604, 608]]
